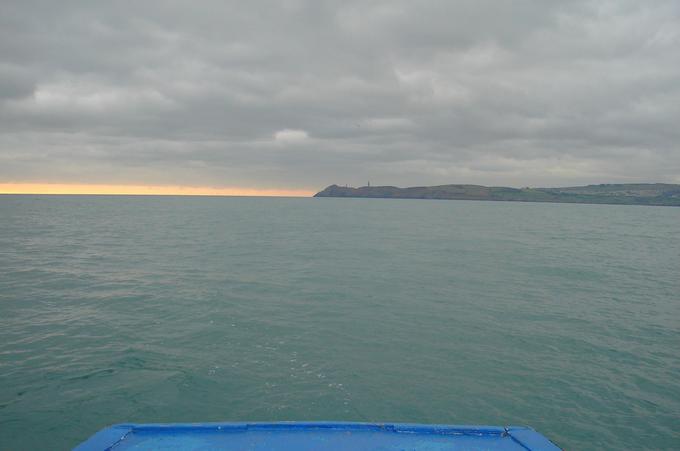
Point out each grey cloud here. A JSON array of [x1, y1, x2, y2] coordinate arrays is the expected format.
[[1, 0, 679, 189]]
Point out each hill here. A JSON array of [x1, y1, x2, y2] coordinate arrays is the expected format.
[[313, 183, 680, 206]]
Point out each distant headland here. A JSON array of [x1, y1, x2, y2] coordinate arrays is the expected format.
[[314, 183, 680, 207]]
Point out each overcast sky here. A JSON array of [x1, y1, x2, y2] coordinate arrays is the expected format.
[[1, 0, 679, 190]]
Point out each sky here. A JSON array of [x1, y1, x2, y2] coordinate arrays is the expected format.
[[1, 0, 679, 195]]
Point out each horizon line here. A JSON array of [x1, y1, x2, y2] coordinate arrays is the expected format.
[[0, 183, 315, 197]]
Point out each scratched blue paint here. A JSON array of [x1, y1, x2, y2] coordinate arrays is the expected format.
[[74, 422, 561, 450]]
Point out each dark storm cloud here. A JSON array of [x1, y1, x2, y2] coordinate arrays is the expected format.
[[1, 0, 679, 189]]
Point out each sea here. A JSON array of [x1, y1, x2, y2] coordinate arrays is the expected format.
[[0, 195, 678, 450]]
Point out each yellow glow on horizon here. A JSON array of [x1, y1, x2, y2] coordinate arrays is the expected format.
[[0, 183, 314, 197]]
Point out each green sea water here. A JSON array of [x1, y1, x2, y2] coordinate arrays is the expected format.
[[0, 195, 679, 450]]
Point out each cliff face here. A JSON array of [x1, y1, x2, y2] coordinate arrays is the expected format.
[[314, 183, 680, 206]]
